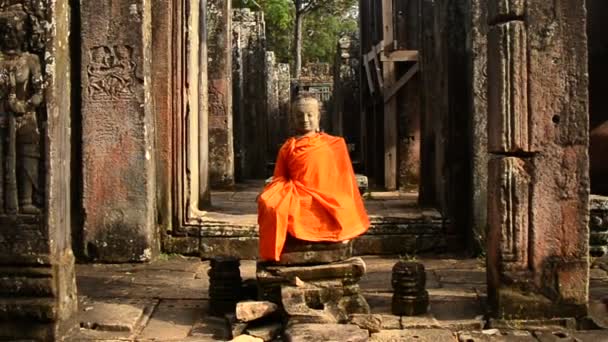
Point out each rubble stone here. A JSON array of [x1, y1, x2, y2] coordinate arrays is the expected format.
[[236, 301, 278, 322], [349, 314, 383, 333], [246, 322, 282, 341]]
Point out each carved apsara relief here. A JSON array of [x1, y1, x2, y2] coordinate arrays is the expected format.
[[0, 2, 47, 216], [87, 45, 137, 101]]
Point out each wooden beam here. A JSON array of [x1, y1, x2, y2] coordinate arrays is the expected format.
[[372, 49, 384, 89], [382, 0, 397, 190], [363, 54, 375, 93], [380, 50, 419, 62], [383, 62, 420, 103]]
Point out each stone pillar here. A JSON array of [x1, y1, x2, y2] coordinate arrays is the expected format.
[[0, 1, 77, 339], [232, 9, 268, 180], [80, 0, 157, 262], [208, 0, 234, 188], [277, 63, 291, 142], [266, 51, 283, 164], [468, 0, 488, 254], [152, 0, 174, 231], [486, 1, 589, 319]]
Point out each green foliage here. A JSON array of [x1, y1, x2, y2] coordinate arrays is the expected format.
[[302, 12, 357, 63], [233, 0, 358, 66]]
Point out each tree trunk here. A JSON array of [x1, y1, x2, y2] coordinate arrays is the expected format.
[[293, 9, 303, 78]]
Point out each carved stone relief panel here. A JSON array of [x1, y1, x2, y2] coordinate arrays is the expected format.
[[488, 156, 530, 269], [0, 2, 47, 217], [487, 21, 529, 153], [87, 45, 138, 101]]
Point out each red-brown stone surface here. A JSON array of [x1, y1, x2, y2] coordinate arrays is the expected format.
[[80, 0, 157, 262], [486, 0, 589, 318]]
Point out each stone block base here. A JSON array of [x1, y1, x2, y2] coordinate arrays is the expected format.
[[257, 257, 370, 323], [0, 252, 77, 340], [491, 287, 587, 320]]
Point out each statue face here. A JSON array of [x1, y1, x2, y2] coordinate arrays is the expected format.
[[0, 15, 26, 51], [292, 98, 320, 135]]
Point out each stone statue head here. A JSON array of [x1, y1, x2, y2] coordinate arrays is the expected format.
[[0, 5, 29, 52], [291, 94, 321, 135]]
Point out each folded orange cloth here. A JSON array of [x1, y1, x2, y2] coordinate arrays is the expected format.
[[258, 133, 370, 261]]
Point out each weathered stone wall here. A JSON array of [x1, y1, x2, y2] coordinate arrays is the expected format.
[[80, 0, 158, 262], [419, 0, 488, 252], [232, 9, 268, 180], [419, 0, 448, 213], [333, 34, 362, 169], [588, 0, 608, 195], [0, 1, 77, 338], [208, 0, 234, 188], [486, 0, 589, 319], [266, 52, 291, 162]]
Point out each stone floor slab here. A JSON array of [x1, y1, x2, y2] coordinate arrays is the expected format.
[[285, 323, 369, 342], [137, 300, 207, 341], [189, 316, 231, 341], [78, 297, 157, 332], [457, 330, 537, 341], [533, 330, 608, 342], [370, 329, 457, 341]]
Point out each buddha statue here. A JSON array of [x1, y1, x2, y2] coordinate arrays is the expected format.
[[257, 94, 369, 261]]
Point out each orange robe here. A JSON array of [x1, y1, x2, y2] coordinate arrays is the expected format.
[[258, 133, 370, 261]]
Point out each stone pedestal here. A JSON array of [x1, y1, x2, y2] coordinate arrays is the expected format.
[[80, 0, 157, 262], [208, 257, 242, 316], [257, 257, 370, 324], [270, 235, 353, 266], [0, 1, 77, 339], [486, 1, 589, 319], [391, 261, 429, 316]]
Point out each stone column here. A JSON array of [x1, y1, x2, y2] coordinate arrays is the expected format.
[[266, 52, 281, 163], [232, 9, 268, 180], [468, 0, 488, 254], [0, 1, 77, 339], [486, 0, 589, 319], [208, 0, 234, 188], [80, 0, 158, 262]]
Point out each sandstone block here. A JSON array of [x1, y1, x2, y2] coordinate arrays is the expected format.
[[284, 323, 369, 342], [370, 329, 456, 341], [349, 314, 383, 333], [236, 301, 278, 322], [246, 323, 282, 342], [230, 335, 264, 342]]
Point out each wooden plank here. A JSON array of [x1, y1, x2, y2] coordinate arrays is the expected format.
[[382, 0, 397, 190], [380, 50, 419, 62], [363, 54, 375, 93], [372, 50, 384, 89], [383, 62, 419, 103]]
